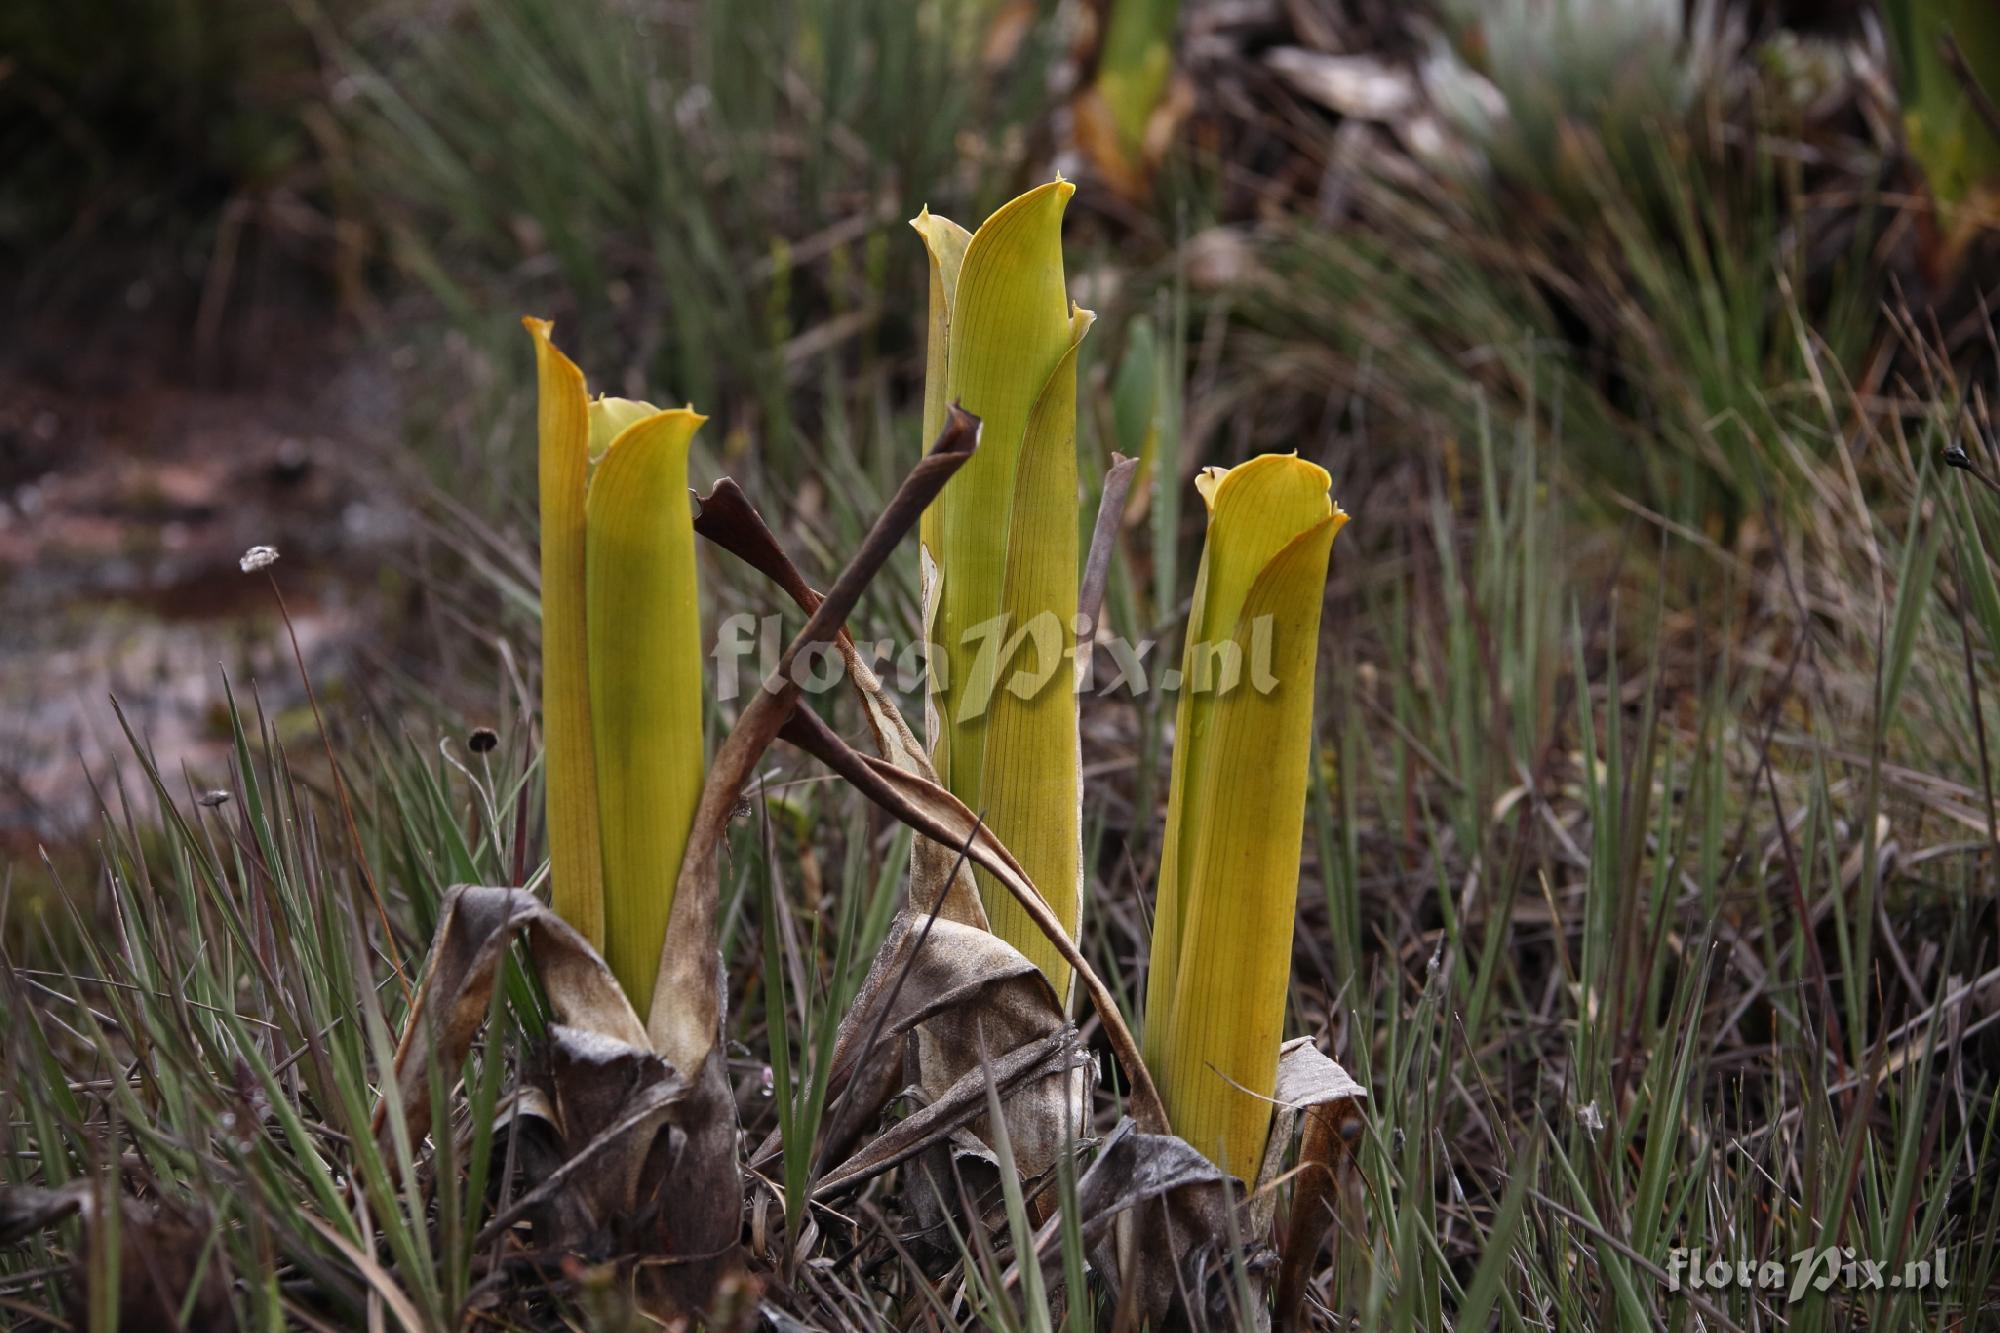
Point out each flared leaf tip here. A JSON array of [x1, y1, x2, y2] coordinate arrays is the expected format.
[[1195, 453, 1339, 517], [971, 177, 1074, 240], [912, 176, 1075, 231]]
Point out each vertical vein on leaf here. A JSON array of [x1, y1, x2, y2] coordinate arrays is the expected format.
[[930, 181, 1079, 981]]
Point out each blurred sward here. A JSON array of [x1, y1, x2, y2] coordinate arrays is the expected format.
[[1228, 0, 1897, 524], [0, 0, 1068, 847], [0, 0, 318, 266], [330, 0, 1061, 470]]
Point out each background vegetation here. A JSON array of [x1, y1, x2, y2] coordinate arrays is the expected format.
[[2, 0, 1997, 1326]]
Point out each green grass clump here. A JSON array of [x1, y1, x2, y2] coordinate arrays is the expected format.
[[1, 684, 504, 1328], [1293, 381, 2000, 1328]]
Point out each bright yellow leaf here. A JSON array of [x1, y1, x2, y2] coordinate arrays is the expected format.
[[585, 407, 708, 1015], [1145, 454, 1347, 1176], [525, 317, 606, 951], [913, 180, 1089, 999]]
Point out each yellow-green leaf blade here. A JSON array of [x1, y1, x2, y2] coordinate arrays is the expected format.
[[971, 304, 1093, 1000], [1148, 454, 1346, 1176], [919, 180, 1086, 991], [929, 180, 1076, 809], [525, 316, 605, 951], [1146, 455, 1337, 1058], [911, 208, 972, 451], [913, 207, 973, 793], [585, 408, 708, 1015]]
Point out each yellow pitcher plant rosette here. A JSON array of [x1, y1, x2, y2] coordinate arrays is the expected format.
[[913, 180, 1092, 1000], [1144, 453, 1348, 1178], [525, 317, 707, 1015]]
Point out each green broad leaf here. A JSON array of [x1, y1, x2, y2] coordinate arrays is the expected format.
[[913, 207, 972, 453], [971, 303, 1093, 995]]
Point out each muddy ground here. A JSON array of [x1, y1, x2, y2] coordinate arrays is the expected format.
[[1, 251, 411, 856]]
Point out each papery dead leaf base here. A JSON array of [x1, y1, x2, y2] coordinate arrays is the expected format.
[[1087, 1039, 1365, 1329], [381, 884, 743, 1320]]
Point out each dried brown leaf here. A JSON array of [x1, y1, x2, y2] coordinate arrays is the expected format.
[[747, 903, 1090, 1213], [1084, 1123, 1250, 1329], [364, 411, 981, 1319], [697, 430, 1103, 1252], [376, 883, 647, 1149], [1274, 1096, 1363, 1330], [382, 885, 733, 1315], [646, 405, 976, 1070], [813, 1026, 1077, 1200], [374, 884, 733, 1309], [1083, 1040, 1366, 1329]]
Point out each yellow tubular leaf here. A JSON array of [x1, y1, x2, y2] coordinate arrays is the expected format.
[[912, 207, 972, 789], [585, 408, 708, 1015], [921, 179, 1084, 989], [525, 316, 605, 951], [1145, 457, 1335, 1063], [973, 304, 1093, 1001], [1148, 455, 1346, 1176]]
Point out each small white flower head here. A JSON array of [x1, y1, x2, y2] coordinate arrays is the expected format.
[[1578, 1099, 1605, 1135], [239, 545, 280, 573]]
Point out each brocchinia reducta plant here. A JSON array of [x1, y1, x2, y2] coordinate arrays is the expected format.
[[1144, 453, 1348, 1178], [526, 316, 706, 1014], [913, 180, 1092, 1002]]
